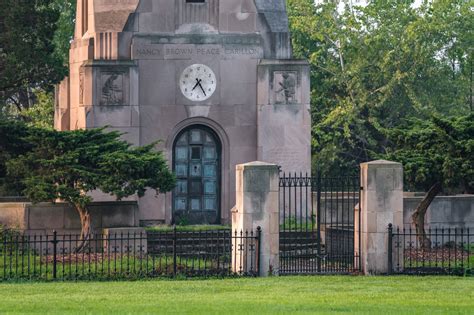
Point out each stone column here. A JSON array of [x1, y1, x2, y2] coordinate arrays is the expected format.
[[359, 160, 403, 274], [232, 162, 279, 277]]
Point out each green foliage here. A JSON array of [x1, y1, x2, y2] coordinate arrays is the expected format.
[[0, 252, 222, 281], [20, 91, 54, 129], [287, 0, 473, 176], [0, 0, 74, 133], [383, 114, 474, 193], [51, 0, 76, 67], [0, 0, 66, 100], [280, 216, 316, 231], [177, 215, 190, 226], [0, 120, 176, 208], [0, 229, 23, 252], [0, 120, 34, 195]]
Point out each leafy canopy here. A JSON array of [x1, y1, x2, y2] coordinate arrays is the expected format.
[[287, 0, 473, 176], [20, 90, 55, 129], [0, 120, 34, 195], [0, 0, 75, 117], [383, 114, 474, 194], [0, 0, 66, 95]]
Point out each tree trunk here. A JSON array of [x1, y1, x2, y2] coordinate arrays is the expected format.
[[17, 88, 30, 110], [411, 183, 442, 249], [74, 204, 92, 253]]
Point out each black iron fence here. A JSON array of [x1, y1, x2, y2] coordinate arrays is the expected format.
[[279, 173, 360, 274], [0, 227, 261, 281], [389, 224, 473, 275]]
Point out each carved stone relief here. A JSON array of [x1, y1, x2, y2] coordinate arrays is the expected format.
[[274, 71, 297, 104], [79, 70, 85, 105], [100, 72, 124, 105]]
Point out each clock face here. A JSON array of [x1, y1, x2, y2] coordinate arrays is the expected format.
[[179, 64, 217, 102]]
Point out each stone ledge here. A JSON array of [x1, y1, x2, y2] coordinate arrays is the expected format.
[[258, 59, 309, 66]]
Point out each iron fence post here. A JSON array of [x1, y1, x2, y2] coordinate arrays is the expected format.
[[359, 185, 363, 273], [316, 169, 322, 273], [388, 224, 393, 275], [173, 225, 177, 277], [256, 226, 262, 276], [2, 232, 6, 280], [52, 230, 58, 280]]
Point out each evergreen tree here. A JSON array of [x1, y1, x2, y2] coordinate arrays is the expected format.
[[0, 120, 176, 251]]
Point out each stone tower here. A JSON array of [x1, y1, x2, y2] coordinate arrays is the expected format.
[[56, 0, 311, 226]]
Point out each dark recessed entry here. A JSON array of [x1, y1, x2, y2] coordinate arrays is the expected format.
[[173, 125, 221, 225]]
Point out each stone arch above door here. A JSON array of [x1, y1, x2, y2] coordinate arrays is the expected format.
[[166, 118, 230, 224], [168, 119, 229, 225]]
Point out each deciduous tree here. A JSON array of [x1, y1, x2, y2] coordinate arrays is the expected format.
[[0, 0, 66, 111], [287, 0, 473, 176], [383, 114, 474, 247]]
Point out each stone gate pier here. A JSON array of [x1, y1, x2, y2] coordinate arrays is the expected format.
[[232, 162, 280, 276]]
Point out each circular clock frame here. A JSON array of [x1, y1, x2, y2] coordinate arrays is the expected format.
[[179, 64, 217, 102]]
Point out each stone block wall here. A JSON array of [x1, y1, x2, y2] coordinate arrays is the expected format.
[[403, 194, 474, 229], [306, 193, 474, 230], [0, 201, 139, 234]]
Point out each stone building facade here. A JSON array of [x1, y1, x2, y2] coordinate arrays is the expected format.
[[55, 0, 311, 226]]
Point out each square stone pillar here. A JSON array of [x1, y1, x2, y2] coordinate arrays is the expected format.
[[232, 162, 280, 276], [359, 160, 403, 274]]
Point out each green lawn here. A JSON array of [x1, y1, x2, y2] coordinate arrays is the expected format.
[[0, 276, 473, 314]]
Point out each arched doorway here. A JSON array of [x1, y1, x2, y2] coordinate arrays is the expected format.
[[172, 125, 221, 225]]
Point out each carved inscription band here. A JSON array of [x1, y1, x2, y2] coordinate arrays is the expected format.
[[133, 45, 262, 60]]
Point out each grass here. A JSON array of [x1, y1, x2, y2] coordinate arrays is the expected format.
[[280, 217, 316, 231], [403, 257, 474, 272], [0, 276, 473, 314], [1, 254, 230, 281], [402, 246, 474, 273]]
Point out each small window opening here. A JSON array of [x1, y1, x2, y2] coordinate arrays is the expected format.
[[186, 0, 206, 3], [191, 147, 202, 160]]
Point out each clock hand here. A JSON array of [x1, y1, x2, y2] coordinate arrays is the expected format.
[[192, 78, 202, 91], [197, 81, 207, 96]]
